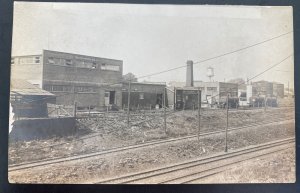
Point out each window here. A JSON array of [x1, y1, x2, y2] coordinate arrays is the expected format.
[[100, 63, 120, 71], [46, 85, 72, 92], [66, 59, 72, 66], [44, 85, 52, 91], [76, 60, 96, 69], [20, 57, 34, 64], [75, 86, 96, 93], [139, 93, 144, 99], [11, 58, 14, 65], [48, 57, 54, 64], [10, 95, 22, 102], [91, 62, 97, 69], [35, 56, 40, 63], [52, 85, 64, 92], [207, 87, 217, 91]]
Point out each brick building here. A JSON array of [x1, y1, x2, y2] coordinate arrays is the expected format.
[[11, 50, 123, 110]]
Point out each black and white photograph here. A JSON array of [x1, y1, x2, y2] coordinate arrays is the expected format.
[[8, 2, 295, 184]]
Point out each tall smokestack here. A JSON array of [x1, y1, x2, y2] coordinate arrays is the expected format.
[[186, 60, 194, 87]]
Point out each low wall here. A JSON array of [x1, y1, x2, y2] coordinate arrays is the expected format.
[[10, 117, 77, 141]]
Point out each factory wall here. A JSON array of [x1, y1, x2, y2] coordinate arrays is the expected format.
[[42, 50, 123, 84], [43, 79, 123, 109]]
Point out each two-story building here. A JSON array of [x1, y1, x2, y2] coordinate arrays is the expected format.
[[11, 50, 123, 110]]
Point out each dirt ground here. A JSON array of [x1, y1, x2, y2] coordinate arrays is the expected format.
[[8, 119, 294, 184], [197, 147, 295, 183], [8, 107, 294, 165]]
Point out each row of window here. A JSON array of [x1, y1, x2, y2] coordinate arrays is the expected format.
[[47, 57, 120, 71], [44, 85, 97, 93], [207, 87, 217, 91], [11, 56, 40, 65]]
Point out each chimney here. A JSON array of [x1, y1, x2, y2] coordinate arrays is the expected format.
[[186, 60, 194, 87]]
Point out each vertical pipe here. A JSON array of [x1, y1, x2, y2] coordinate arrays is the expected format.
[[197, 89, 201, 142], [127, 80, 131, 128], [164, 87, 167, 134], [225, 93, 229, 152]]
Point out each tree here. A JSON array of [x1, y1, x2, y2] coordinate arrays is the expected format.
[[123, 72, 138, 82], [227, 78, 245, 84]]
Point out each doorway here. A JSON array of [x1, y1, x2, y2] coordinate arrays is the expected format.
[[104, 91, 116, 106]]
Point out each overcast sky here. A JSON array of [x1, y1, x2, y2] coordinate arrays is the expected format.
[[12, 2, 294, 88]]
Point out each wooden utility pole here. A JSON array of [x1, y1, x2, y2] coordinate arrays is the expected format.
[[225, 93, 229, 152], [164, 87, 167, 134], [264, 96, 267, 112], [73, 101, 77, 118], [197, 89, 201, 142], [127, 80, 131, 128]]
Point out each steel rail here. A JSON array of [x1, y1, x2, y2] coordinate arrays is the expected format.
[[9, 118, 294, 172], [95, 138, 294, 184]]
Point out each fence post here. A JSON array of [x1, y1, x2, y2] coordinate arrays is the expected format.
[[264, 96, 267, 112], [197, 89, 201, 143], [56, 106, 59, 117], [127, 80, 131, 128], [73, 101, 77, 118], [164, 87, 167, 134], [225, 93, 229, 152]]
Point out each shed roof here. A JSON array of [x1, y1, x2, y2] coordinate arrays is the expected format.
[[10, 79, 55, 96]]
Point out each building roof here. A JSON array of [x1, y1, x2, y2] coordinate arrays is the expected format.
[[10, 79, 55, 96], [43, 49, 123, 63], [130, 81, 166, 86]]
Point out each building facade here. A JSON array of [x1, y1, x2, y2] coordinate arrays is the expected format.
[[122, 82, 166, 110], [192, 81, 238, 104], [11, 50, 123, 110], [252, 81, 273, 97]]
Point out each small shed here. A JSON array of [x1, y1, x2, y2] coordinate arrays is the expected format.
[[10, 79, 56, 118], [173, 87, 201, 110], [122, 81, 167, 110]]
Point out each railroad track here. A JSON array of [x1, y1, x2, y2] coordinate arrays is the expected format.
[[94, 137, 295, 184], [9, 117, 294, 172]]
